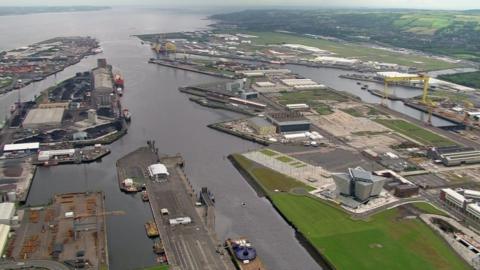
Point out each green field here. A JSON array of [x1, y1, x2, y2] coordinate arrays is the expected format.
[[439, 71, 480, 89], [247, 31, 461, 71], [231, 154, 469, 270], [276, 155, 294, 163], [375, 119, 456, 147], [260, 148, 278, 156], [0, 77, 12, 89]]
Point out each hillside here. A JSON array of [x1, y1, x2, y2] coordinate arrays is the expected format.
[[211, 10, 480, 62]]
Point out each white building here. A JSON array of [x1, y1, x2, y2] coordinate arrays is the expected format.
[[0, 224, 10, 256], [0, 202, 15, 225], [442, 188, 467, 208], [466, 203, 480, 220], [3, 142, 40, 153], [148, 163, 169, 181]]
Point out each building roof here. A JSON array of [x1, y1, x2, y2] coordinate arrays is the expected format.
[[93, 68, 113, 90], [0, 224, 10, 255], [0, 202, 15, 220], [148, 163, 169, 176], [23, 108, 65, 127], [248, 117, 274, 128], [267, 111, 309, 123], [3, 142, 39, 152], [442, 188, 466, 203]]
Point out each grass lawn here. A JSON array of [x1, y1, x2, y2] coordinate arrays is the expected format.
[[341, 108, 363, 117], [411, 202, 448, 216], [271, 194, 470, 270], [247, 31, 461, 71], [375, 119, 456, 147], [233, 154, 313, 192], [260, 148, 278, 157], [438, 71, 480, 89], [233, 153, 469, 270], [140, 266, 169, 270], [276, 155, 294, 163]]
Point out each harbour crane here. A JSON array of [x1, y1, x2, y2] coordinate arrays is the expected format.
[[382, 74, 430, 105]]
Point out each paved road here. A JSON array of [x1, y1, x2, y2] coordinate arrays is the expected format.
[[0, 260, 70, 270]]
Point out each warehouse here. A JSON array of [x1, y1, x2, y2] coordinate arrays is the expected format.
[[37, 149, 76, 162], [286, 103, 310, 111], [92, 59, 113, 109], [148, 163, 169, 181], [247, 117, 276, 136], [440, 150, 480, 166], [22, 107, 65, 129], [0, 202, 15, 225], [266, 111, 311, 133], [3, 142, 39, 153]]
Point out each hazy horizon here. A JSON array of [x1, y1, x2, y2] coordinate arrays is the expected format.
[[0, 0, 479, 11]]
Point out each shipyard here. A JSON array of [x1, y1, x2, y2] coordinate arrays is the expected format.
[[0, 5, 479, 270]]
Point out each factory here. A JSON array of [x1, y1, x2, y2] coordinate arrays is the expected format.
[[266, 111, 311, 133], [428, 146, 480, 166], [37, 149, 76, 162], [280, 78, 326, 90], [22, 107, 65, 129], [247, 117, 276, 136], [333, 167, 386, 202], [92, 59, 114, 109]]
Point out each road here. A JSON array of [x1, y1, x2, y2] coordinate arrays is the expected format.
[[0, 260, 70, 270]]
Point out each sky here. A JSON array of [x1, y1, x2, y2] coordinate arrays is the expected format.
[[1, 0, 479, 10]]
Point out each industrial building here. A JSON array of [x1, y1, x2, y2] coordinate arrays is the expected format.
[[37, 149, 76, 162], [3, 142, 39, 154], [394, 184, 419, 198], [333, 167, 386, 202], [22, 107, 65, 129], [428, 146, 480, 166], [92, 59, 113, 109], [247, 117, 276, 136], [148, 163, 169, 181], [266, 111, 311, 133], [286, 103, 310, 111]]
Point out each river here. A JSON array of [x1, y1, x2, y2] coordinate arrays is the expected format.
[[0, 7, 323, 270]]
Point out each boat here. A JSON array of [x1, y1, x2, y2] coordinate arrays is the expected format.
[[114, 74, 124, 89], [360, 86, 367, 90], [142, 191, 149, 202], [153, 241, 165, 254], [145, 221, 159, 238], [116, 87, 123, 96], [123, 109, 132, 122], [356, 82, 361, 85], [225, 238, 266, 270]]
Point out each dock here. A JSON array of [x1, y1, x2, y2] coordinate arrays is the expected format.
[[117, 143, 234, 269], [6, 192, 110, 269]]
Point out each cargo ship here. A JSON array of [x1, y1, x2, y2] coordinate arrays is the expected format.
[[114, 73, 124, 89], [145, 221, 159, 238], [142, 190, 149, 202], [225, 238, 266, 270]]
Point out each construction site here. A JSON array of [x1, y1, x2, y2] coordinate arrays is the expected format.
[[5, 192, 111, 269]]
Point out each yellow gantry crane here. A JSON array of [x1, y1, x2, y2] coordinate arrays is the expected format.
[[383, 74, 430, 105], [383, 74, 432, 124]]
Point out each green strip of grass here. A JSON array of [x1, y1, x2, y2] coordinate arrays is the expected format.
[[232, 154, 469, 270], [411, 202, 448, 216], [260, 148, 278, 157], [140, 265, 169, 270], [276, 155, 294, 163], [375, 119, 456, 147]]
